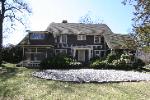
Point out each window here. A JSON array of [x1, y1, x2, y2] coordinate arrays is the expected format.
[[77, 35, 86, 40], [94, 50, 101, 57], [93, 45, 102, 49], [60, 35, 67, 43], [94, 35, 101, 43], [55, 49, 67, 55], [30, 33, 45, 40]]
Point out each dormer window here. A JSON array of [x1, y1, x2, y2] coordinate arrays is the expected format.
[[94, 35, 101, 44], [30, 33, 45, 40], [77, 35, 86, 40]]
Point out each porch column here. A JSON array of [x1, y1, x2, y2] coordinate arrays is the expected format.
[[22, 47, 24, 67], [23, 47, 24, 56], [89, 49, 91, 60], [35, 48, 37, 61], [46, 51, 47, 58], [73, 48, 76, 58]]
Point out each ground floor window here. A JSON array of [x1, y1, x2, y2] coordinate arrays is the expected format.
[[94, 50, 101, 57], [55, 49, 67, 55]]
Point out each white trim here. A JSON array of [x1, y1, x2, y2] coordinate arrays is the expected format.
[[21, 45, 54, 47], [55, 49, 67, 55], [60, 34, 67, 43], [94, 35, 101, 44], [94, 50, 101, 57], [72, 46, 92, 60], [77, 35, 86, 40]]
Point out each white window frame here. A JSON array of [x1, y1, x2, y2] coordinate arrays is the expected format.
[[77, 35, 86, 40], [30, 33, 45, 40], [94, 35, 101, 44], [94, 50, 101, 57], [60, 34, 67, 43], [55, 49, 67, 55], [93, 45, 102, 49]]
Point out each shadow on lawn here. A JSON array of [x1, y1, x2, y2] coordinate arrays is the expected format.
[[0, 64, 18, 81], [135, 67, 150, 73]]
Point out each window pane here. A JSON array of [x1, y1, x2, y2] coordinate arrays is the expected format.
[[77, 35, 82, 40], [62, 35, 67, 43], [77, 35, 86, 40], [94, 36, 101, 43], [30, 33, 45, 40]]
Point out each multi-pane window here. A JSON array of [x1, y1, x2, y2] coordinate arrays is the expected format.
[[94, 35, 101, 43], [60, 35, 67, 43], [30, 33, 45, 40], [77, 35, 86, 40], [55, 49, 67, 55], [94, 50, 101, 57]]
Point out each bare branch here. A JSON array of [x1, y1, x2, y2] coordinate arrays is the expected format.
[[5, 6, 23, 13]]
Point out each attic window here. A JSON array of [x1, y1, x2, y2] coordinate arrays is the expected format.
[[77, 35, 86, 40], [30, 33, 45, 40]]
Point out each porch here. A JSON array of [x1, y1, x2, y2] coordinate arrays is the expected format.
[[22, 45, 53, 67]]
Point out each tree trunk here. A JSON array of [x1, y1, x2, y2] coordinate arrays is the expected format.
[[0, 1, 5, 65], [0, 13, 2, 65]]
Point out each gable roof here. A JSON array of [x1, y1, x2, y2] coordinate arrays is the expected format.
[[18, 23, 137, 50], [103, 32, 137, 50], [46, 23, 137, 50], [46, 23, 112, 36]]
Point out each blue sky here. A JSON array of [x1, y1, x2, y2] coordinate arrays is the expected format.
[[4, 0, 134, 45]]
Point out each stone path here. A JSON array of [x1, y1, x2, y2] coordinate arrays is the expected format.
[[33, 69, 150, 83]]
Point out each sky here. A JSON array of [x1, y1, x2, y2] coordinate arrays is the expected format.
[[4, 0, 134, 45]]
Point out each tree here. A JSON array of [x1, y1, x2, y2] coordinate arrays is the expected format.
[[79, 12, 103, 24], [2, 44, 23, 63], [0, 0, 31, 65], [123, 0, 150, 52]]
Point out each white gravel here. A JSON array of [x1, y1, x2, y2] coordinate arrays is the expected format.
[[32, 69, 150, 83]]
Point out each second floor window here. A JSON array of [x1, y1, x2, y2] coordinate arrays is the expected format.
[[30, 33, 45, 40], [94, 35, 101, 44], [60, 34, 67, 43], [77, 35, 86, 40]]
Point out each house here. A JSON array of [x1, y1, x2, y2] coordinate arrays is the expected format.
[[18, 21, 137, 66]]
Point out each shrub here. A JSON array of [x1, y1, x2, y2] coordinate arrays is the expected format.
[[106, 53, 120, 63], [132, 58, 145, 69], [40, 54, 81, 69], [2, 44, 23, 64], [90, 59, 107, 69]]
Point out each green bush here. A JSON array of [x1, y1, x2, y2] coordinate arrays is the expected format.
[[90, 60, 107, 69], [132, 58, 145, 69], [2, 44, 23, 64], [90, 53, 145, 70], [106, 53, 120, 63], [40, 54, 81, 69]]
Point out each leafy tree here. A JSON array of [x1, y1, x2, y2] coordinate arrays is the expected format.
[[0, 0, 32, 65], [79, 12, 103, 24], [2, 44, 23, 63], [123, 0, 150, 52]]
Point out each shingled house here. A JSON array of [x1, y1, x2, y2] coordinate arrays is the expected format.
[[19, 21, 136, 66]]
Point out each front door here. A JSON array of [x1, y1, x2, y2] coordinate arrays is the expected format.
[[78, 50, 85, 62]]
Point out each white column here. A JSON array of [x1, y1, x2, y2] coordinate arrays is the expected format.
[[46, 51, 47, 58], [35, 48, 37, 61], [73, 48, 76, 57], [22, 47, 24, 67], [88, 49, 91, 60], [23, 47, 24, 56]]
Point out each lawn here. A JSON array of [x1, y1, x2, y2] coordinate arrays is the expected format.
[[0, 64, 150, 100]]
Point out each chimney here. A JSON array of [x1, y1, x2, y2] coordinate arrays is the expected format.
[[62, 20, 68, 23]]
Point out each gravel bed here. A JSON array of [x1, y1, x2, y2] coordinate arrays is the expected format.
[[32, 69, 150, 83]]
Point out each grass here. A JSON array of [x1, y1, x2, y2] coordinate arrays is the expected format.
[[0, 64, 150, 100]]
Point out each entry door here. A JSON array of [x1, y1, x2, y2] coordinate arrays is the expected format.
[[78, 50, 85, 62]]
